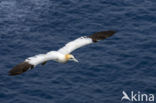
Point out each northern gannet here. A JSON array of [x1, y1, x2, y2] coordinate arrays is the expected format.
[[9, 30, 116, 76]]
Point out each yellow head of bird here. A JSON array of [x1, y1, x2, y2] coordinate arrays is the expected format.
[[65, 54, 79, 62]]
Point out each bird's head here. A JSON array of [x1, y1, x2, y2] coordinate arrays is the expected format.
[[65, 54, 79, 63]]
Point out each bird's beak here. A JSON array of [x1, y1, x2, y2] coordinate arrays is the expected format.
[[73, 58, 79, 63]]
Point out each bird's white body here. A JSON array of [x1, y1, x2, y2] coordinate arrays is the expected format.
[[25, 51, 66, 66]]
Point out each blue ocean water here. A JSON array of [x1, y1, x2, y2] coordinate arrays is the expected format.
[[0, 0, 156, 103]]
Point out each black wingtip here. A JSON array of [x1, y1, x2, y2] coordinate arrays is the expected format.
[[9, 62, 33, 76], [89, 30, 116, 42]]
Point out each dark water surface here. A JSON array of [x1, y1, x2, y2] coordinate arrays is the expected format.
[[0, 0, 156, 103]]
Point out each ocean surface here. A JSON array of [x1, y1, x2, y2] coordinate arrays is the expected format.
[[0, 0, 156, 103]]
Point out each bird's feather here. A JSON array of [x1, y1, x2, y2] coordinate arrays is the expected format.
[[89, 30, 116, 42], [9, 62, 33, 76]]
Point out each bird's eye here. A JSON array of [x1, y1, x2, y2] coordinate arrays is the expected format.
[[69, 58, 73, 60]]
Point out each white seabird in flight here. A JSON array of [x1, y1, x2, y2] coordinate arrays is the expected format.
[[9, 30, 116, 76]]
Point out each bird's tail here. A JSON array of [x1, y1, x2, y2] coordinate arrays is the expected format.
[[9, 62, 34, 76]]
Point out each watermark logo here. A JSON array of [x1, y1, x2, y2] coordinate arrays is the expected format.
[[121, 91, 131, 101], [121, 91, 154, 102]]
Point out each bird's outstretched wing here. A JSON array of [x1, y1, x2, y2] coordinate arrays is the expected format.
[[9, 52, 58, 76], [58, 30, 116, 54]]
